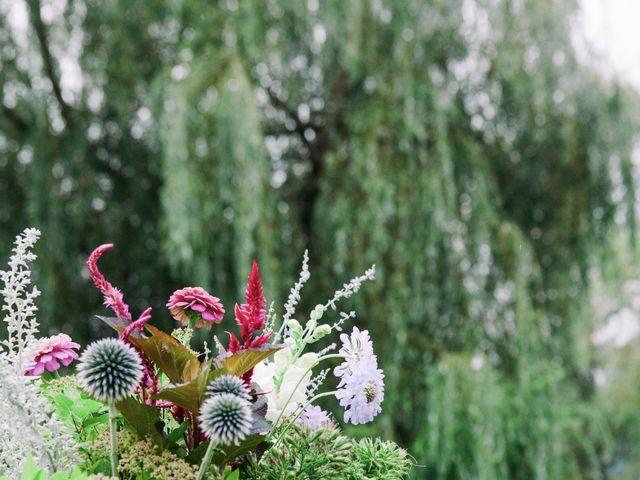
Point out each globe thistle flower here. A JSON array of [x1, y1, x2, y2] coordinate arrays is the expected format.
[[207, 374, 251, 401], [296, 405, 334, 431], [167, 287, 225, 330], [199, 393, 252, 445], [77, 338, 143, 403], [334, 327, 375, 381], [25, 333, 80, 376], [335, 356, 385, 425]]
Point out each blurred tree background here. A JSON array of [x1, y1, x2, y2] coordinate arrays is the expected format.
[[2, 0, 640, 478]]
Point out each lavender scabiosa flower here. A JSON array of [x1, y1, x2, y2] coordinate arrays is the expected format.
[[167, 286, 225, 330], [196, 393, 253, 480], [25, 333, 80, 376], [77, 338, 143, 402], [335, 356, 385, 425], [333, 327, 374, 379], [207, 374, 251, 401], [333, 327, 384, 425], [296, 405, 334, 431]]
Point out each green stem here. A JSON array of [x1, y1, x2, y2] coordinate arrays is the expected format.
[[267, 391, 336, 454], [108, 402, 118, 478], [196, 439, 218, 480], [269, 353, 345, 432]]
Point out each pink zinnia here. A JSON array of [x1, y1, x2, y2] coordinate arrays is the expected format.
[[25, 333, 80, 376], [167, 286, 225, 330]]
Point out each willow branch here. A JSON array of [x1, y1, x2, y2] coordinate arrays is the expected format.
[[2, 105, 29, 133], [26, 0, 72, 124]]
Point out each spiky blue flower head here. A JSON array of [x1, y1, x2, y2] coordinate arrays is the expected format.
[[77, 338, 143, 403], [207, 374, 251, 401], [199, 393, 252, 445]]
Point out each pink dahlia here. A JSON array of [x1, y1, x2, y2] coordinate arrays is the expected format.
[[25, 333, 80, 376], [167, 286, 225, 330]]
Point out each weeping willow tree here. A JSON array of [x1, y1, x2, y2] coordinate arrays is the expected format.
[[1, 0, 640, 478]]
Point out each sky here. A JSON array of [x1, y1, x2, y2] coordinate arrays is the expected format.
[[577, 0, 640, 91]]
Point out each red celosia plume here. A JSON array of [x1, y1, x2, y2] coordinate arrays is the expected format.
[[228, 261, 271, 384]]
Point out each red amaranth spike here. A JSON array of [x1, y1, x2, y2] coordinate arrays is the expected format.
[[87, 244, 159, 406]]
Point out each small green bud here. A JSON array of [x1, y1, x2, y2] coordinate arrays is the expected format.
[[311, 324, 332, 341], [287, 319, 302, 336]]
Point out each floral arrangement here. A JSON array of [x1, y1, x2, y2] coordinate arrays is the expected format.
[[0, 228, 412, 479]]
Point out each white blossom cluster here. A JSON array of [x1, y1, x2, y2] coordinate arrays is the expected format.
[[0, 228, 42, 372], [255, 253, 376, 424], [0, 229, 77, 476]]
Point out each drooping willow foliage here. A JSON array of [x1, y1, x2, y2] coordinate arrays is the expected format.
[[1, 0, 639, 478]]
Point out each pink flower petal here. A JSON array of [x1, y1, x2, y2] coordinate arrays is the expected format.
[[45, 358, 60, 372], [29, 363, 46, 376], [60, 356, 74, 367]]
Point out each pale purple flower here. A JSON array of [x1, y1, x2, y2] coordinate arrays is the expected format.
[[167, 287, 225, 330], [25, 333, 80, 376], [334, 327, 375, 380], [335, 356, 384, 425], [296, 405, 334, 431]]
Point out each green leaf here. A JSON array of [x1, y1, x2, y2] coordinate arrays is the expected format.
[[185, 441, 209, 465], [223, 467, 240, 480], [82, 412, 109, 429], [217, 344, 285, 377], [74, 398, 104, 415], [21, 456, 46, 480], [69, 468, 89, 480], [116, 397, 165, 445], [167, 421, 189, 445], [49, 472, 74, 480], [95, 315, 134, 335], [154, 364, 225, 414], [211, 434, 266, 465], [95, 317, 201, 384]]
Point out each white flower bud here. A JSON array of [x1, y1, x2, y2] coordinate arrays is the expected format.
[[287, 319, 302, 334], [310, 304, 326, 322], [312, 324, 332, 341]]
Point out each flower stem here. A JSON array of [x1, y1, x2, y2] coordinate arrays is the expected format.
[[108, 402, 118, 478], [269, 353, 345, 432], [267, 391, 336, 453], [196, 439, 218, 480]]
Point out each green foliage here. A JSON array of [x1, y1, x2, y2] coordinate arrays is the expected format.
[[351, 437, 413, 480], [0, 456, 89, 480], [244, 426, 357, 480], [42, 376, 109, 443], [243, 425, 412, 480], [81, 430, 220, 480]]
